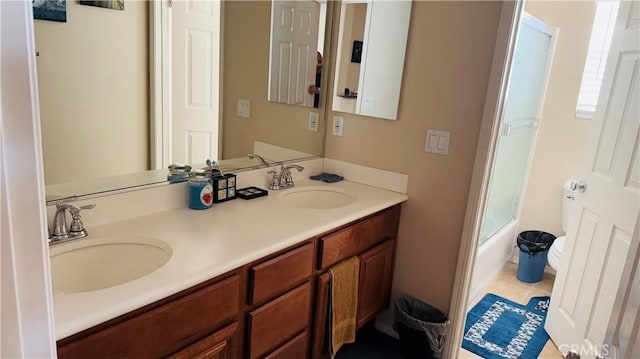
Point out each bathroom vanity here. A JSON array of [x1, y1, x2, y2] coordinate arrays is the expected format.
[[51, 179, 406, 359]]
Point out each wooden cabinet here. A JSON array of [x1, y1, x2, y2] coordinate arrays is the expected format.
[[56, 205, 401, 359], [248, 283, 311, 358], [264, 331, 309, 359], [249, 243, 314, 305], [168, 322, 238, 359], [311, 238, 397, 359], [57, 275, 240, 359], [357, 240, 395, 327], [318, 207, 398, 269], [311, 273, 331, 359]]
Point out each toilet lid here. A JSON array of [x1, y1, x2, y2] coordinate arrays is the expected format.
[[552, 236, 566, 254]]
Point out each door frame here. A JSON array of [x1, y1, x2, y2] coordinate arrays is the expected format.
[[443, 1, 524, 357], [1, 1, 57, 357], [150, 1, 168, 169]]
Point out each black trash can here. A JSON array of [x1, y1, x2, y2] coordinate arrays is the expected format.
[[394, 295, 449, 359], [516, 230, 556, 283]]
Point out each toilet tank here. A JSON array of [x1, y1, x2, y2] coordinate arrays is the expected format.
[[562, 179, 578, 232]]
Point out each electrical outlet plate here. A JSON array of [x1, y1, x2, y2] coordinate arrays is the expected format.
[[237, 99, 250, 118], [308, 112, 319, 132], [332, 116, 344, 136]]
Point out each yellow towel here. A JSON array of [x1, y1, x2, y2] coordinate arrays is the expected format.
[[329, 256, 360, 358]]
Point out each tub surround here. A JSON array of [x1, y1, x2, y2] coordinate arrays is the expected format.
[[50, 158, 408, 340]]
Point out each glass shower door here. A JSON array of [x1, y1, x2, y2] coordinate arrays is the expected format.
[[479, 13, 555, 245]]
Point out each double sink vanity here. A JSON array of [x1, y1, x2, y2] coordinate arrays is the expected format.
[[49, 168, 408, 359]]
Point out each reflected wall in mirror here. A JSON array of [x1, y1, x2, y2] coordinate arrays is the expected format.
[[34, 0, 330, 202], [35, 1, 149, 186], [222, 0, 327, 160], [332, 0, 412, 120]]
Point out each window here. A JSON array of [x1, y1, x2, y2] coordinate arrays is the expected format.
[[576, 0, 620, 120]]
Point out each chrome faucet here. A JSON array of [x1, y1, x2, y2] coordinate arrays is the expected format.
[[267, 164, 304, 190], [49, 201, 96, 245], [248, 153, 269, 167], [279, 164, 304, 189]]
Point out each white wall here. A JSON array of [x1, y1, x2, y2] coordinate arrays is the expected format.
[[34, 1, 149, 186], [518, 0, 596, 236]]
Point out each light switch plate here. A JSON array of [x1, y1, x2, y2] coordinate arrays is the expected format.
[[425, 130, 450, 155], [332, 116, 344, 136], [363, 97, 375, 110], [308, 112, 319, 132], [237, 99, 250, 118]]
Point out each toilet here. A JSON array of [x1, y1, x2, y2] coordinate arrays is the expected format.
[[547, 180, 576, 271]]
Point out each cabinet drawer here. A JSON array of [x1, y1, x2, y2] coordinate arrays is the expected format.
[[264, 331, 308, 359], [250, 243, 314, 304], [57, 275, 240, 359], [248, 282, 311, 359], [168, 322, 238, 359], [319, 207, 398, 269]]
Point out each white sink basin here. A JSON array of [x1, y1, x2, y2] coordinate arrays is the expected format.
[[278, 186, 356, 209], [50, 237, 172, 294]]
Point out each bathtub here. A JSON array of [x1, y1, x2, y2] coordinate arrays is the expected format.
[[468, 219, 518, 304]]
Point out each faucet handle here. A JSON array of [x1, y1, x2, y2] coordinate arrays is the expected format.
[[68, 204, 95, 239], [267, 170, 280, 190], [55, 196, 79, 209], [68, 203, 96, 215]]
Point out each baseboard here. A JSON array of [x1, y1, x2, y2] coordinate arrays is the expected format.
[[374, 321, 399, 340], [511, 255, 557, 275], [468, 260, 509, 307]]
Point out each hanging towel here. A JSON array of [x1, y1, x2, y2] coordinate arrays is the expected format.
[[328, 256, 360, 358]]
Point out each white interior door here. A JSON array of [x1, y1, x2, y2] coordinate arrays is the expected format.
[[545, 1, 640, 357], [268, 0, 319, 107], [171, 0, 221, 165]]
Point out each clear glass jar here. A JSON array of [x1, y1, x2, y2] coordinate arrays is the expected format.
[[167, 164, 192, 183]]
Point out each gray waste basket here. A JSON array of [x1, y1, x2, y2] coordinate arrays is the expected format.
[[394, 295, 449, 359]]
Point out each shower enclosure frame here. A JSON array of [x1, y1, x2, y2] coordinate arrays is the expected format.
[[445, 2, 559, 357], [470, 12, 558, 301]]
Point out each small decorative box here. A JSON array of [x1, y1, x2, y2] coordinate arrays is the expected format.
[[212, 173, 237, 203], [237, 186, 268, 200]]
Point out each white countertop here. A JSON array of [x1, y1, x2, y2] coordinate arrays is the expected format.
[[53, 179, 407, 340]]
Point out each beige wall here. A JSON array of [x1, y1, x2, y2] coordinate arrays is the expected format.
[[222, 1, 325, 159], [336, 3, 365, 93], [518, 1, 596, 237], [324, 1, 502, 312], [35, 1, 149, 185]]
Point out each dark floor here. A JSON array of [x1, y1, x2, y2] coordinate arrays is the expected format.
[[336, 324, 404, 359]]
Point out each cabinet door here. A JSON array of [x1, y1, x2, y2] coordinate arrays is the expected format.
[[357, 240, 394, 328], [168, 322, 238, 359], [311, 273, 330, 359]]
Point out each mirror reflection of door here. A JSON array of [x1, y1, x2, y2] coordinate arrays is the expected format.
[[268, 0, 320, 108], [171, 0, 221, 166]]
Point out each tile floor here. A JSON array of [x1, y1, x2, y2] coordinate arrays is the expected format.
[[459, 262, 563, 359]]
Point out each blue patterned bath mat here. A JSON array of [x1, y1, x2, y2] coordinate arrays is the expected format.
[[462, 294, 551, 359]]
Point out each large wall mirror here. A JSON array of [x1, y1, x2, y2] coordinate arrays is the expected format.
[[332, 0, 411, 120], [34, 0, 332, 202]]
